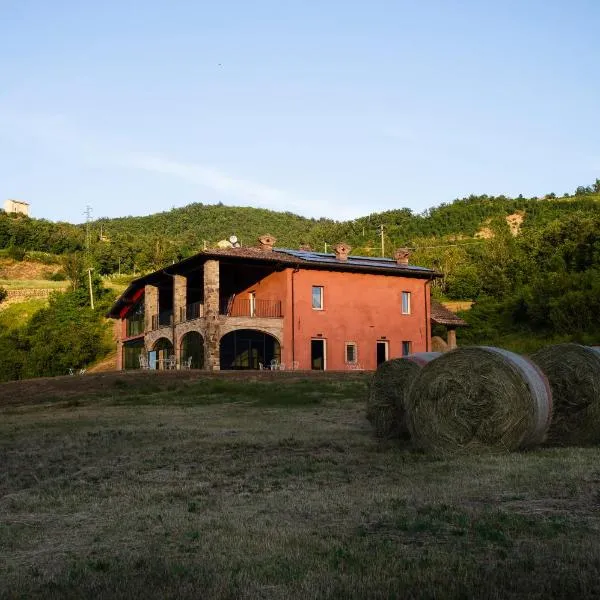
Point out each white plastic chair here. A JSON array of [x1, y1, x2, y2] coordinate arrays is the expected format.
[[270, 359, 279, 371], [139, 355, 149, 370], [180, 356, 192, 370]]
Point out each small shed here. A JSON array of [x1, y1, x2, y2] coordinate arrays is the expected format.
[[431, 300, 468, 350]]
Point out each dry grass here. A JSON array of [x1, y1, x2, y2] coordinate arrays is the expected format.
[[2, 374, 600, 599]]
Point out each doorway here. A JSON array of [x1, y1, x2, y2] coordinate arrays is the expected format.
[[311, 339, 326, 370], [376, 340, 389, 366]]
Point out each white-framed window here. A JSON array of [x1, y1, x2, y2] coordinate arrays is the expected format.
[[312, 286, 324, 310], [402, 341, 412, 356], [401, 291, 411, 315], [345, 342, 357, 364]]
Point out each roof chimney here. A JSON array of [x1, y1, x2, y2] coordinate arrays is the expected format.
[[258, 234, 276, 251], [394, 248, 411, 265], [334, 242, 352, 261]]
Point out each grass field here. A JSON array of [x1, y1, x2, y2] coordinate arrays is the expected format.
[[0, 298, 48, 328], [2, 372, 600, 599]]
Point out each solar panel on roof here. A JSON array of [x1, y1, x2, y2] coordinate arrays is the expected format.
[[274, 248, 434, 273]]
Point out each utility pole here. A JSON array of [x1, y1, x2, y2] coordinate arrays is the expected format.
[[324, 242, 328, 253], [380, 224, 385, 257], [83, 205, 93, 254], [87, 268, 95, 310]]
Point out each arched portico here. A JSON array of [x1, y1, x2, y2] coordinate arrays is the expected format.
[[219, 329, 281, 370], [180, 331, 204, 369]]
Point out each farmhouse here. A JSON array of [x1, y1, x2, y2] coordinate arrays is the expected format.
[[108, 236, 441, 371], [3, 199, 30, 216]]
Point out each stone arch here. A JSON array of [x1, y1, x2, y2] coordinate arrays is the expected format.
[[180, 331, 205, 369], [219, 329, 281, 370], [151, 337, 174, 369]]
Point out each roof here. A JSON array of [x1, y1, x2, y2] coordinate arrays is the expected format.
[[5, 199, 29, 205], [107, 246, 440, 318], [430, 300, 468, 327]]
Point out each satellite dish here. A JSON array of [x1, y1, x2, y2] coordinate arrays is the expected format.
[[229, 235, 238, 244]]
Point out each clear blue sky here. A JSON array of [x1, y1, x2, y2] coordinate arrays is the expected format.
[[1, 0, 598, 224]]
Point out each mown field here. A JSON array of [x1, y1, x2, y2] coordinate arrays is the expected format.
[[2, 372, 600, 599]]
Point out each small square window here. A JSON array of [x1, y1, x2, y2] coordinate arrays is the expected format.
[[312, 286, 324, 310], [402, 341, 412, 356], [401, 291, 411, 315], [345, 342, 357, 364]]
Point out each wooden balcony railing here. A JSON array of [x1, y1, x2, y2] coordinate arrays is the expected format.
[[220, 298, 283, 318]]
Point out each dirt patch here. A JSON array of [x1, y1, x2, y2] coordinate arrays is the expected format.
[[0, 259, 62, 280], [506, 211, 524, 236]]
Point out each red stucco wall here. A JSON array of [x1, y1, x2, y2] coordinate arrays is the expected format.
[[283, 268, 430, 370], [233, 269, 288, 316]]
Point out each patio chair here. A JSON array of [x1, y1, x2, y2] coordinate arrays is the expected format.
[[258, 362, 264, 370], [180, 356, 192, 370], [139, 355, 150, 370], [269, 359, 279, 370]]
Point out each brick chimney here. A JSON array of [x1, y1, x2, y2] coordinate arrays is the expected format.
[[258, 234, 276, 251], [394, 248, 411, 265], [334, 242, 352, 261]]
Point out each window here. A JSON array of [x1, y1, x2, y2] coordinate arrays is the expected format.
[[312, 286, 324, 310], [401, 291, 411, 315], [345, 342, 357, 364], [402, 341, 412, 356]]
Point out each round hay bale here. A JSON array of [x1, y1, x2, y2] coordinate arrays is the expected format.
[[530, 344, 600, 446], [367, 353, 441, 439], [406, 347, 552, 453]]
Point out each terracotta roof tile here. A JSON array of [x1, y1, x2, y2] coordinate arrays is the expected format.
[[431, 300, 468, 327]]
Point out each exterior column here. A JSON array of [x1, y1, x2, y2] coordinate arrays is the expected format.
[[114, 320, 123, 370], [447, 328, 457, 350], [144, 285, 158, 332], [173, 275, 187, 363], [203, 260, 220, 370]]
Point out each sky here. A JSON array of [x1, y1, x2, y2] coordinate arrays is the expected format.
[[0, 0, 599, 224]]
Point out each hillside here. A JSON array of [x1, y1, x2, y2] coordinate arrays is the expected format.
[[2, 191, 600, 278]]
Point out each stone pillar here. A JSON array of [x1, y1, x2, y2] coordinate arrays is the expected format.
[[203, 260, 221, 370], [447, 328, 457, 350], [144, 285, 158, 332], [173, 275, 187, 362], [114, 320, 124, 370]]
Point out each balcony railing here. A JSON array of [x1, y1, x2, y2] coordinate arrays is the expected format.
[[220, 298, 283, 318], [126, 315, 145, 337], [179, 301, 204, 322], [151, 309, 173, 330]]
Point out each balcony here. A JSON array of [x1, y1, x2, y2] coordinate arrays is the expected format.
[[220, 298, 283, 318], [151, 309, 174, 330], [179, 301, 204, 322]]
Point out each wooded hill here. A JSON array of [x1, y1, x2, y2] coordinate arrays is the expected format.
[[1, 188, 599, 279]]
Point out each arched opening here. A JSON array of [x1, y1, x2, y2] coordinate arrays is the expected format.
[[180, 331, 204, 369], [151, 337, 174, 369], [219, 329, 280, 370]]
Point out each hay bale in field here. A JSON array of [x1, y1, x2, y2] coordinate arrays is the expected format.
[[366, 353, 441, 439], [406, 347, 552, 453], [530, 344, 600, 446]]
